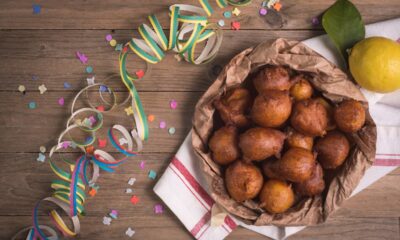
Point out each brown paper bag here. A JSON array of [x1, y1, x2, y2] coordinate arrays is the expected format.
[[192, 38, 376, 226]]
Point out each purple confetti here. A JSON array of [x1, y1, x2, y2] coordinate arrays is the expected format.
[[311, 17, 320, 26], [259, 8, 267, 16], [76, 51, 88, 64], [159, 121, 166, 129], [106, 34, 113, 42], [154, 204, 164, 214]]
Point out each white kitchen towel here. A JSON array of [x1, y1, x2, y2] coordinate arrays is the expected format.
[[154, 18, 400, 240]]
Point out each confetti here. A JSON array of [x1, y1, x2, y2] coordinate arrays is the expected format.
[[273, 2, 282, 11], [89, 188, 97, 197], [33, 4, 41, 14], [85, 145, 95, 154], [311, 17, 320, 26], [28, 101, 37, 109], [32, 75, 39, 81], [115, 43, 123, 51], [259, 8, 268, 16], [63, 82, 71, 89], [223, 11, 231, 18], [147, 114, 155, 122], [124, 106, 133, 116], [218, 19, 225, 27], [267, 0, 279, 8], [37, 153, 46, 163], [130, 195, 139, 205], [136, 70, 145, 79], [98, 138, 107, 148], [110, 39, 117, 47], [128, 177, 136, 186], [231, 21, 241, 30], [119, 138, 128, 145], [109, 210, 118, 219], [148, 170, 157, 180], [159, 121, 166, 129], [261, 1, 268, 7], [87, 76, 95, 85], [125, 227, 135, 237], [58, 97, 64, 106], [168, 127, 176, 135], [125, 188, 133, 194], [76, 51, 88, 64], [96, 105, 105, 112], [103, 216, 112, 225], [86, 66, 93, 74], [88, 115, 97, 124], [18, 85, 26, 93], [38, 84, 47, 94], [105, 34, 113, 42], [154, 204, 164, 214], [61, 141, 70, 149], [139, 161, 145, 170], [170, 99, 178, 109], [39, 146, 46, 153], [232, 7, 241, 16]]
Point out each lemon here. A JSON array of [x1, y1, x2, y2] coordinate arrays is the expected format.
[[349, 37, 400, 93]]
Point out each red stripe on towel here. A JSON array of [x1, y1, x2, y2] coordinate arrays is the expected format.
[[374, 158, 400, 166]]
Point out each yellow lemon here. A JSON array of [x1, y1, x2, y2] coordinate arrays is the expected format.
[[349, 37, 400, 93]]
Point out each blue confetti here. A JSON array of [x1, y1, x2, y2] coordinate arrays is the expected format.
[[99, 85, 108, 92], [86, 66, 93, 74], [37, 153, 46, 162], [28, 101, 37, 109], [148, 170, 157, 180], [64, 82, 71, 89], [33, 4, 41, 14], [115, 43, 123, 51]]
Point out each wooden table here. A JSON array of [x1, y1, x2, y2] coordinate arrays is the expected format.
[[0, 1, 399, 239]]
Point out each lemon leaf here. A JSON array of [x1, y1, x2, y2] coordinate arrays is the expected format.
[[322, 0, 365, 65]]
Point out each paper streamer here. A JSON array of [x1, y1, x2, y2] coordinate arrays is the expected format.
[[14, 0, 253, 239]]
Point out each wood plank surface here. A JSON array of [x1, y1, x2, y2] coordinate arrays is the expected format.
[[0, 0, 399, 30], [0, 0, 399, 239]]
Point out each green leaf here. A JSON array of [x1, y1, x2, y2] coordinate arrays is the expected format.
[[322, 0, 365, 65]]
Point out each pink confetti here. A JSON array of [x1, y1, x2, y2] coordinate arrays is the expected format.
[[75, 51, 88, 64], [170, 99, 178, 109], [98, 138, 107, 148], [159, 121, 166, 129], [259, 8, 267, 16], [61, 141, 70, 149], [106, 34, 113, 42], [58, 97, 64, 106], [139, 161, 145, 170]]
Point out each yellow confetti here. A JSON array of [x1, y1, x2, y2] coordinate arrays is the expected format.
[[232, 7, 241, 16], [110, 39, 117, 47], [124, 106, 133, 116]]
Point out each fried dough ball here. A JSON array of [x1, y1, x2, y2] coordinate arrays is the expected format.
[[279, 147, 316, 182], [259, 179, 295, 214], [316, 97, 336, 131], [251, 91, 292, 128], [334, 99, 366, 133], [286, 128, 314, 150], [239, 127, 285, 162], [214, 87, 252, 127], [290, 75, 313, 101], [290, 99, 328, 137], [225, 161, 264, 202], [315, 131, 350, 169], [294, 163, 325, 197], [208, 126, 240, 165], [253, 66, 291, 94]]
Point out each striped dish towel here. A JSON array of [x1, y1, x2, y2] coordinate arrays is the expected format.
[[154, 18, 400, 240]]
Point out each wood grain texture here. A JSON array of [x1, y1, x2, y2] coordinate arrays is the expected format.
[[0, 0, 399, 239], [0, 0, 399, 30], [0, 30, 321, 92]]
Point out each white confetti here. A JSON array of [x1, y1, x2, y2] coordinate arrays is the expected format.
[[103, 216, 112, 226], [87, 76, 96, 85], [125, 227, 135, 237], [128, 177, 136, 186], [125, 188, 133, 194]]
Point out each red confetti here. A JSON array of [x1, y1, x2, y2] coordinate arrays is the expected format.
[[98, 138, 107, 148], [136, 70, 145, 79], [123, 46, 129, 53], [130, 195, 140, 205], [85, 145, 95, 154], [231, 21, 240, 30], [96, 105, 105, 112]]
